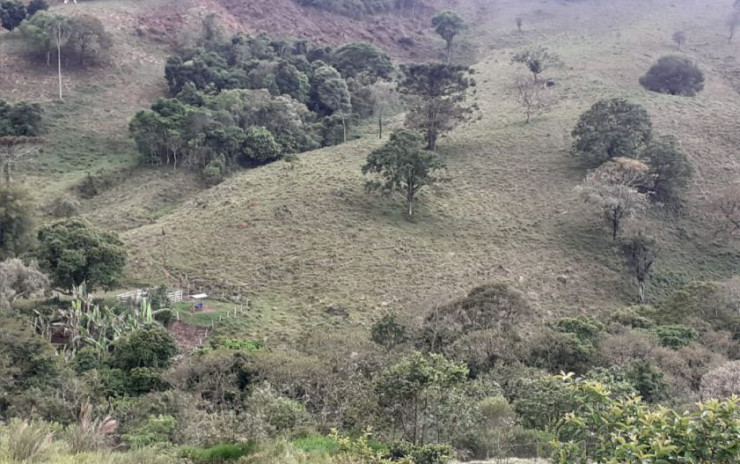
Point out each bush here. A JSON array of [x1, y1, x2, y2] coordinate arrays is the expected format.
[[110, 328, 178, 371], [626, 360, 667, 402], [183, 443, 257, 463], [640, 56, 704, 96], [121, 415, 177, 449], [571, 98, 652, 165], [0, 99, 44, 136], [47, 195, 81, 218], [653, 325, 698, 349], [610, 309, 655, 329], [701, 361, 740, 400], [241, 126, 282, 164]]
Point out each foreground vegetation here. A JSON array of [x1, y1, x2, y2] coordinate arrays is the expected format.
[[2, 0, 740, 463]]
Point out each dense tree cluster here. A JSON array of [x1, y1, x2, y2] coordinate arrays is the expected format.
[[0, 0, 48, 32], [133, 31, 394, 181], [0, 100, 43, 137]]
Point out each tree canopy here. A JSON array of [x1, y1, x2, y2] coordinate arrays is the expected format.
[[362, 129, 446, 216], [0, 184, 33, 260], [432, 11, 466, 62], [639, 56, 704, 96], [0, 0, 26, 32], [35, 220, 127, 291], [398, 63, 473, 150], [571, 98, 653, 165]]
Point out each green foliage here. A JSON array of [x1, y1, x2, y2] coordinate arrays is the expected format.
[[35, 220, 127, 291], [242, 126, 282, 164], [386, 441, 453, 464], [330, 42, 393, 82], [554, 317, 604, 342], [26, 0, 48, 16], [0, 316, 60, 395], [65, 15, 113, 67], [375, 352, 468, 445], [183, 443, 257, 463], [0, 0, 26, 32], [512, 47, 560, 81], [658, 281, 740, 335], [653, 324, 698, 349], [0, 183, 33, 259], [121, 414, 177, 449], [432, 12, 466, 60], [0, 99, 44, 136], [110, 328, 178, 371], [311, 64, 352, 116], [571, 98, 653, 165], [640, 55, 705, 96], [641, 136, 693, 205], [511, 374, 577, 431], [626, 360, 667, 402], [371, 314, 408, 351], [362, 129, 446, 216], [552, 375, 740, 463], [610, 308, 655, 329], [398, 63, 473, 150], [210, 338, 265, 352]]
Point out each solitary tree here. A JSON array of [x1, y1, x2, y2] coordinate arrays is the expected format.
[[576, 158, 650, 240], [641, 136, 693, 205], [432, 11, 466, 62], [639, 56, 704, 96], [672, 31, 687, 50], [371, 314, 408, 352], [66, 15, 113, 67], [623, 231, 658, 303], [36, 219, 127, 291], [512, 47, 560, 82], [398, 63, 473, 150], [571, 98, 653, 166], [514, 76, 552, 124], [362, 129, 446, 217], [0, 0, 26, 32], [0, 184, 33, 260]]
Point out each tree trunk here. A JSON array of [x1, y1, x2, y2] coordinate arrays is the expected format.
[[446, 41, 452, 63], [340, 111, 347, 143], [525, 106, 531, 124], [378, 108, 383, 139], [638, 280, 645, 303], [56, 27, 63, 101]]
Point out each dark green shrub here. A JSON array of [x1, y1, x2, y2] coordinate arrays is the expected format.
[[110, 328, 178, 371], [610, 309, 655, 329], [385, 442, 453, 464], [74, 346, 107, 373], [126, 367, 171, 396], [627, 360, 667, 402], [510, 428, 556, 459], [0, 0, 26, 32], [183, 443, 257, 463], [121, 414, 177, 449], [371, 314, 408, 351], [554, 317, 604, 341], [330, 42, 393, 81], [653, 325, 698, 349], [0, 100, 44, 136], [639, 56, 704, 96], [26, 0, 48, 16], [210, 338, 266, 352]]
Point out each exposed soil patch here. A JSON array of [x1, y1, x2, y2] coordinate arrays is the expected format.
[[169, 320, 210, 352]]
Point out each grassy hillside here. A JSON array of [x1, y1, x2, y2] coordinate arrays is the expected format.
[[2, 0, 739, 341]]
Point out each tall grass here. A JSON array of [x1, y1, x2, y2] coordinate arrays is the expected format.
[[0, 419, 61, 464]]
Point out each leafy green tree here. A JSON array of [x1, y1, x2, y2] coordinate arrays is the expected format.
[[626, 360, 666, 402], [640, 56, 704, 96], [0, 317, 60, 396], [242, 126, 282, 164], [274, 60, 310, 103], [371, 314, 408, 352], [0, 100, 44, 136], [653, 325, 697, 349], [375, 352, 468, 445], [571, 98, 653, 166], [0, 184, 33, 259], [66, 15, 113, 67], [18, 10, 58, 65], [330, 42, 393, 82], [110, 328, 178, 371], [35, 220, 127, 291], [512, 47, 560, 82], [26, 0, 48, 17], [398, 63, 473, 150], [432, 11, 466, 62], [641, 136, 693, 205], [553, 375, 740, 463], [362, 129, 446, 217], [0, 0, 26, 32], [311, 65, 352, 141]]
